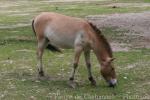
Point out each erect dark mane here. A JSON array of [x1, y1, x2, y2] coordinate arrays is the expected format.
[[88, 22, 113, 57]]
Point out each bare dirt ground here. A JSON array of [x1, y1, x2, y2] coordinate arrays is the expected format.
[[87, 11, 150, 51]]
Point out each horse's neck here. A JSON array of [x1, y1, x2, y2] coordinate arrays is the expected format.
[[94, 45, 109, 63], [92, 37, 112, 64]]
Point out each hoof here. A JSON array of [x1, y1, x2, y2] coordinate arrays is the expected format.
[[90, 80, 97, 86], [89, 77, 96, 86], [38, 71, 45, 77], [68, 80, 78, 89]]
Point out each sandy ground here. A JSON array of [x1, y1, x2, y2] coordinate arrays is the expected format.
[[87, 11, 150, 51]]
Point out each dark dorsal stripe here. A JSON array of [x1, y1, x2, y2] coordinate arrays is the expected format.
[[88, 22, 113, 57]]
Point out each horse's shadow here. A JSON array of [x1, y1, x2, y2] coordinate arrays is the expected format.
[[6, 70, 117, 89], [6, 71, 86, 88]]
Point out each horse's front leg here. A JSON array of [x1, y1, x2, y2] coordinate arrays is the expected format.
[[69, 46, 83, 87], [84, 50, 96, 86]]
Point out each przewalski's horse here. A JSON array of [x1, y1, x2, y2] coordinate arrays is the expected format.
[[32, 12, 117, 87]]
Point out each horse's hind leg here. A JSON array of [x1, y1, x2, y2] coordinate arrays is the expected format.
[[37, 38, 48, 77], [84, 50, 96, 86]]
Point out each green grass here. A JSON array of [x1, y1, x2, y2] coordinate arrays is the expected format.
[[40, 4, 150, 17], [0, 28, 150, 99], [0, 0, 150, 100], [1, 0, 150, 25], [113, 0, 150, 3]]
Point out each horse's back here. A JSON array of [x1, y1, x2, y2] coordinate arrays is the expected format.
[[34, 12, 91, 48]]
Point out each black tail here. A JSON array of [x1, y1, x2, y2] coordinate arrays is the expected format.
[[32, 19, 61, 53], [46, 43, 61, 53], [32, 20, 36, 36]]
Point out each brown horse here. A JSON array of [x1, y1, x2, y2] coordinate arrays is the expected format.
[[32, 12, 117, 87]]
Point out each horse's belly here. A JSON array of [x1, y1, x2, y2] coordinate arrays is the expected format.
[[45, 29, 75, 48], [50, 35, 75, 48], [44, 26, 85, 49]]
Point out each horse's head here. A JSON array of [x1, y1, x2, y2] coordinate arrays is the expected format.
[[100, 58, 117, 87]]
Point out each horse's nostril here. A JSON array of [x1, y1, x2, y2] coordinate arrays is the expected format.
[[109, 83, 116, 88]]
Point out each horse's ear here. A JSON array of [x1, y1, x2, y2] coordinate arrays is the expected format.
[[107, 58, 115, 63], [101, 58, 115, 66]]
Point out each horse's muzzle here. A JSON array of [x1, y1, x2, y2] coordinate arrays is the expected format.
[[108, 79, 117, 88]]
